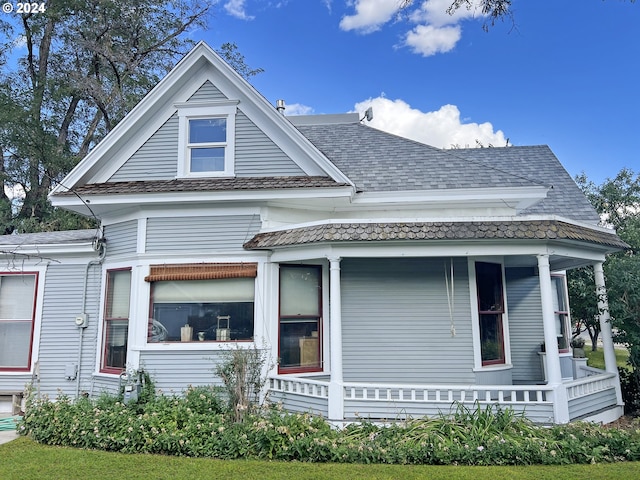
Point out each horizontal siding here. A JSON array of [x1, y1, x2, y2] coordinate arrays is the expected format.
[[38, 264, 102, 398], [505, 267, 545, 383], [104, 220, 138, 258], [187, 81, 227, 102], [145, 215, 260, 253], [0, 374, 32, 396], [268, 391, 328, 417], [341, 258, 474, 384], [140, 350, 225, 393], [569, 388, 618, 420], [109, 114, 178, 181], [235, 111, 305, 177], [91, 376, 120, 397]]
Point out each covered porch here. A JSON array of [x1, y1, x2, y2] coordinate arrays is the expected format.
[[244, 220, 627, 424]]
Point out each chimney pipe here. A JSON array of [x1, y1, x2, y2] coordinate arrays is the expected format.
[[276, 99, 286, 114]]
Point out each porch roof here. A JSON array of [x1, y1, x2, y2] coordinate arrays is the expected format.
[[243, 219, 629, 251]]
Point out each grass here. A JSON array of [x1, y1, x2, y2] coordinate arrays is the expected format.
[[1, 436, 639, 480], [585, 346, 630, 369]]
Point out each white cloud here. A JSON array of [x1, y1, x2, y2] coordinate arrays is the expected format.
[[340, 0, 489, 56], [224, 0, 255, 20], [339, 0, 402, 33], [283, 102, 314, 116], [353, 96, 507, 149]]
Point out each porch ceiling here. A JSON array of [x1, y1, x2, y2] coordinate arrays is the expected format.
[[244, 219, 629, 253]]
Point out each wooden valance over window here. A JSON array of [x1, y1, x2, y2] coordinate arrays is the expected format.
[[144, 263, 258, 282]]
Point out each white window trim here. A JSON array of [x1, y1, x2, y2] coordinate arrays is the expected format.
[[468, 258, 512, 370], [176, 100, 238, 178]]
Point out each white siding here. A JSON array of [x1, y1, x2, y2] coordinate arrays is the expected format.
[[145, 215, 260, 253], [340, 258, 474, 384]]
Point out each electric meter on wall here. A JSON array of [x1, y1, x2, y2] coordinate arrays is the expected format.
[[75, 314, 88, 328]]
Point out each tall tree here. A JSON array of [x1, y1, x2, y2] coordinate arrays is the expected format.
[[0, 1, 260, 234]]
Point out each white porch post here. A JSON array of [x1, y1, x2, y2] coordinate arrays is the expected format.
[[327, 256, 344, 421], [538, 254, 570, 423], [594, 262, 624, 404]]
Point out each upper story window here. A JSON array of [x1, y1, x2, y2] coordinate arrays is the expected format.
[[176, 100, 237, 178]]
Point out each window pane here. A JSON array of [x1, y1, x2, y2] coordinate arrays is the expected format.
[[479, 314, 504, 362], [106, 270, 131, 319], [189, 118, 226, 143], [0, 275, 36, 319], [280, 266, 321, 316], [0, 321, 31, 367], [105, 319, 128, 369], [476, 262, 503, 312], [190, 147, 225, 172], [279, 320, 320, 369], [149, 278, 255, 342]]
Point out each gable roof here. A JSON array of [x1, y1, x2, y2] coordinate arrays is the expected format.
[[49, 42, 353, 196]]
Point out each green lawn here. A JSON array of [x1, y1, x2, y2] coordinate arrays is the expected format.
[[585, 346, 630, 369], [0, 437, 638, 480]]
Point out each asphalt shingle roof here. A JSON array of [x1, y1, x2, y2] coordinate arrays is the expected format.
[[0, 229, 99, 246]]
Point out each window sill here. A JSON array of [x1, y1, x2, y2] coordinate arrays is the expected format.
[[473, 363, 513, 373], [136, 340, 256, 352]]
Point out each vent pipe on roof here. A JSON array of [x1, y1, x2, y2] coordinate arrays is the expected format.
[[276, 99, 286, 114]]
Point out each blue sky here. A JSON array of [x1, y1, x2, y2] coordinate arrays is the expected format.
[[196, 0, 639, 185]]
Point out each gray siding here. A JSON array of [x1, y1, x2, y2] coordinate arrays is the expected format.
[[187, 81, 227, 102], [505, 267, 545, 383], [37, 263, 102, 398], [140, 350, 224, 392], [569, 388, 618, 420], [145, 215, 260, 253], [269, 391, 328, 417], [340, 258, 474, 384], [109, 114, 178, 181], [235, 111, 305, 177], [104, 220, 138, 258]]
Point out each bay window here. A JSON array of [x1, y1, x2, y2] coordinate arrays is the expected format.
[[279, 265, 322, 373], [102, 268, 132, 373], [0, 273, 38, 371], [475, 262, 506, 365], [146, 263, 256, 343]]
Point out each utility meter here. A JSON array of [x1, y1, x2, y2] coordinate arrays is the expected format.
[[74, 314, 88, 328]]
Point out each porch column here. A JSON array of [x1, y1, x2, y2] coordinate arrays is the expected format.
[[327, 256, 344, 421], [538, 254, 570, 423], [594, 262, 624, 405]]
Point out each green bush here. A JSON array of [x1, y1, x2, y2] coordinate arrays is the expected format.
[[18, 393, 640, 465]]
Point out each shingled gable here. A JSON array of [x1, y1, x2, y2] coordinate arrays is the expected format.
[[49, 42, 352, 199]]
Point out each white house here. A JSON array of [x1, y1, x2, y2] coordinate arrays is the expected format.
[[0, 42, 627, 424]]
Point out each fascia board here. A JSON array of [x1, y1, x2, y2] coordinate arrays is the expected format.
[[50, 186, 355, 208], [350, 186, 549, 209]]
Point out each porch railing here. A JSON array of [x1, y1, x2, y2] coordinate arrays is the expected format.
[[268, 370, 620, 424]]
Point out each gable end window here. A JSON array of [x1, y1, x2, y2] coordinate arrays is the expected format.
[[0, 273, 38, 371], [176, 101, 237, 178]]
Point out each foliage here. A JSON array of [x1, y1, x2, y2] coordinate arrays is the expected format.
[[0, 1, 261, 234], [17, 392, 640, 465], [214, 345, 270, 422]]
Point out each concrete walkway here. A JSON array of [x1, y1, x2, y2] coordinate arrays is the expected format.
[[0, 415, 20, 445]]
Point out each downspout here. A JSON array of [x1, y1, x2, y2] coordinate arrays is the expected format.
[[75, 239, 106, 398]]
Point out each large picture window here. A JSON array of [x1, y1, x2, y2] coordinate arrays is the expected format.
[[146, 264, 256, 343], [102, 269, 131, 373], [0, 273, 38, 371], [475, 262, 506, 366], [278, 265, 322, 373]]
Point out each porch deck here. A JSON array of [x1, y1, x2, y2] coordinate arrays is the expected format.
[[268, 366, 621, 424]]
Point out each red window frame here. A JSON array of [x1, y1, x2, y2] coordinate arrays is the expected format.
[[475, 262, 506, 366], [101, 268, 131, 374], [278, 264, 323, 374], [0, 272, 38, 372]]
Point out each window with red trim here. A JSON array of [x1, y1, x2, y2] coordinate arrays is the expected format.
[[0, 273, 38, 371], [278, 265, 322, 373], [101, 269, 131, 373], [475, 262, 506, 366]]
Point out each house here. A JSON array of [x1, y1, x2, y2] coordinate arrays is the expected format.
[[0, 42, 628, 424]]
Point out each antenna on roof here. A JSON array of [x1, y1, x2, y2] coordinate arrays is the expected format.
[[360, 107, 373, 122]]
